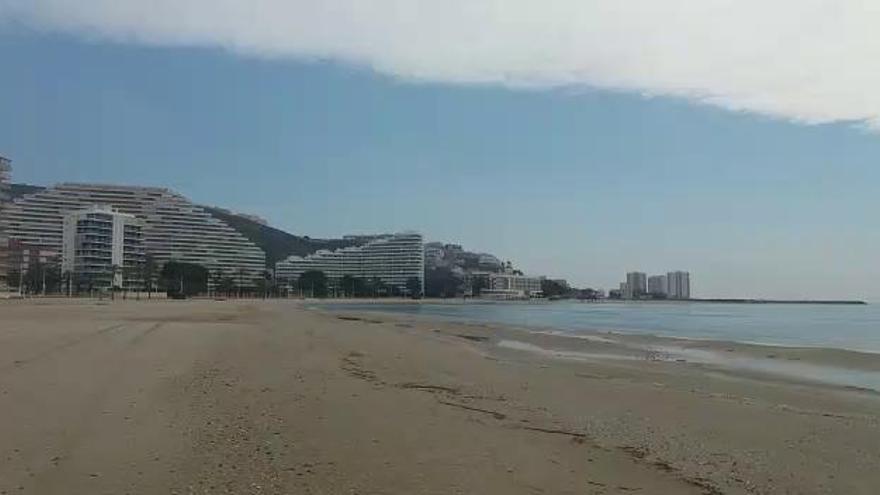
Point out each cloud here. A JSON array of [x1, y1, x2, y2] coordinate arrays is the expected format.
[[3, 0, 880, 128]]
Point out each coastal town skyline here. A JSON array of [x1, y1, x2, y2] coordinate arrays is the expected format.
[[2, 8, 878, 301], [2, 154, 872, 301]]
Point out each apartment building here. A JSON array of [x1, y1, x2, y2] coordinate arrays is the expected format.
[[62, 206, 145, 291], [275, 232, 424, 293], [482, 272, 543, 298], [626, 271, 647, 298], [667, 271, 691, 299], [648, 274, 668, 296], [0, 156, 11, 293], [0, 183, 266, 285]]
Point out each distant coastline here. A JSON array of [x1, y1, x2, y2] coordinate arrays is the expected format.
[[686, 298, 867, 305]]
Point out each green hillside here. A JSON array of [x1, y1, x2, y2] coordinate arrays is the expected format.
[[203, 207, 361, 268], [9, 183, 46, 198]]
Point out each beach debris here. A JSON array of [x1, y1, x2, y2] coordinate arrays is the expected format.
[[575, 372, 612, 380], [336, 315, 362, 322], [643, 350, 670, 362], [398, 383, 460, 394], [518, 425, 589, 443], [620, 445, 649, 460], [438, 400, 507, 420], [339, 352, 382, 385]]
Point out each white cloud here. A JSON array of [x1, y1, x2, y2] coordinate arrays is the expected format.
[[3, 0, 880, 128]]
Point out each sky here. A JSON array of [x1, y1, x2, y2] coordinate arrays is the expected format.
[[1, 2, 879, 300]]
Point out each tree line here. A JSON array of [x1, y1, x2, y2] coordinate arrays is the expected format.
[[7, 258, 429, 300], [279, 271, 423, 299]]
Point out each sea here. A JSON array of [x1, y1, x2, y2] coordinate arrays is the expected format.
[[320, 300, 880, 354]]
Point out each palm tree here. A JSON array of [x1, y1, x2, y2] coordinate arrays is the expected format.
[[406, 277, 423, 299], [237, 268, 247, 298], [210, 269, 225, 298], [110, 264, 122, 300], [143, 255, 156, 299], [62, 270, 72, 297]]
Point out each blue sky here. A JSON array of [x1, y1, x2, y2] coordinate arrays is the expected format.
[[1, 30, 878, 300]]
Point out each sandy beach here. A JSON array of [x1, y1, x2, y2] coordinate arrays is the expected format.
[[1, 298, 878, 494]]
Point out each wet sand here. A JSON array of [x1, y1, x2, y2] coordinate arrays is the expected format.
[[1, 298, 879, 494]]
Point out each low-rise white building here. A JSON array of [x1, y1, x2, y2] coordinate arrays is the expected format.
[[480, 273, 543, 299]]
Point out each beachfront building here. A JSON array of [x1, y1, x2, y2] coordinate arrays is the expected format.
[[625, 272, 647, 299], [0, 156, 10, 207], [5, 239, 60, 294], [648, 274, 668, 297], [0, 183, 266, 286], [480, 272, 543, 299], [0, 156, 11, 293], [275, 232, 424, 294], [667, 271, 691, 299], [477, 253, 503, 271], [424, 242, 444, 266], [62, 206, 145, 291]]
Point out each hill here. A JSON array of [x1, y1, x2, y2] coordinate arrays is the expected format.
[[202, 207, 361, 268], [9, 183, 46, 198]]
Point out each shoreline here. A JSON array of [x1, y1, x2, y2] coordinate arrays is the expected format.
[[314, 302, 880, 392], [313, 298, 880, 353], [688, 298, 868, 305]]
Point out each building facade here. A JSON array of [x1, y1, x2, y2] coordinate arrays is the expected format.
[[667, 271, 691, 299], [625, 272, 647, 298], [647, 275, 668, 296], [5, 239, 60, 294], [275, 232, 424, 294], [481, 272, 543, 298], [0, 183, 266, 286], [0, 156, 11, 293], [0, 156, 9, 202], [62, 206, 145, 291], [424, 242, 444, 267]]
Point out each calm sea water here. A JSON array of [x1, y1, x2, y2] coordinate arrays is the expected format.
[[321, 301, 880, 353]]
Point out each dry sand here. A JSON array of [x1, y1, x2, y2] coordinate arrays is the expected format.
[[1, 298, 878, 494]]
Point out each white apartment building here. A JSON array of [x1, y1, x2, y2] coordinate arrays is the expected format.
[[0, 156, 11, 293], [667, 271, 691, 299], [626, 271, 647, 298], [424, 242, 444, 267], [480, 273, 543, 298], [62, 206, 145, 291], [648, 275, 667, 296], [0, 183, 266, 286], [0, 156, 10, 204], [275, 232, 424, 293], [477, 253, 503, 270]]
